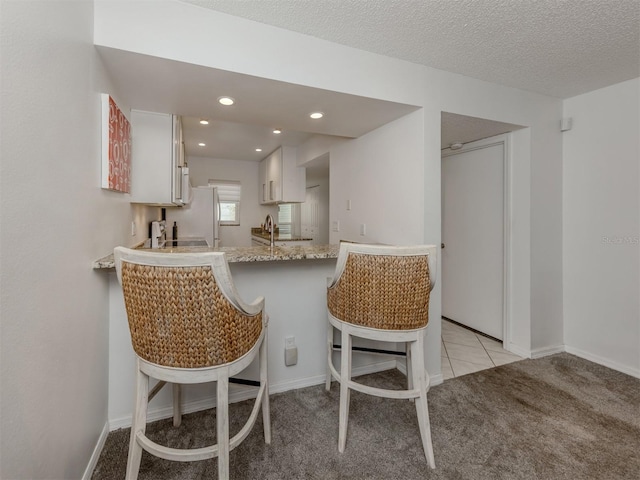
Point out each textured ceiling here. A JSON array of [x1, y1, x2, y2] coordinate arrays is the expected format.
[[182, 0, 640, 99]]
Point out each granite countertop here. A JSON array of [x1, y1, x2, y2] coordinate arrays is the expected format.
[[250, 228, 313, 242], [93, 244, 339, 270]]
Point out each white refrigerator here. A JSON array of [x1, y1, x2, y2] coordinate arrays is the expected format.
[[166, 186, 220, 247]]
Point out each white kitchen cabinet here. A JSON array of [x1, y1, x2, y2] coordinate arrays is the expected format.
[[129, 110, 188, 206], [259, 146, 305, 204]]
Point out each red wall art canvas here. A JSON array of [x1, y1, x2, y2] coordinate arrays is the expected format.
[[101, 94, 131, 193]]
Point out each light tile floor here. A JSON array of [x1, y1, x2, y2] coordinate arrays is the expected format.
[[441, 318, 524, 380]]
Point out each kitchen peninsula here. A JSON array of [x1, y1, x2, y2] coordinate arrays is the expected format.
[[95, 243, 398, 429]]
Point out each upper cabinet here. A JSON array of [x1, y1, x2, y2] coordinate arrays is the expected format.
[[129, 110, 189, 206], [259, 146, 306, 204]]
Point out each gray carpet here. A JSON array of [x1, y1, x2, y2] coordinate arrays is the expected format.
[[92, 353, 640, 479]]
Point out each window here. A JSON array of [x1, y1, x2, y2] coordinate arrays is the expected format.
[[278, 203, 297, 234], [208, 180, 241, 226]]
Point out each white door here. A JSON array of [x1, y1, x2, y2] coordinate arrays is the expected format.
[[301, 185, 320, 244], [441, 137, 505, 340]]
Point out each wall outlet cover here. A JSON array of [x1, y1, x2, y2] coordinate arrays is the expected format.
[[285, 346, 298, 366]]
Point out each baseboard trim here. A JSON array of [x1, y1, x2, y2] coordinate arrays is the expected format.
[[504, 343, 531, 359], [530, 344, 565, 359], [82, 421, 109, 480], [564, 346, 640, 379]]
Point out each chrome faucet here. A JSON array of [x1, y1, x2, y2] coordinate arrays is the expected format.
[[264, 214, 275, 248]]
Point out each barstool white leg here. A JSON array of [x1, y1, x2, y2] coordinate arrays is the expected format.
[[217, 372, 230, 480], [410, 334, 435, 468], [126, 363, 148, 480], [172, 383, 182, 427], [326, 321, 334, 391], [338, 326, 352, 453], [260, 331, 271, 444], [406, 342, 413, 399]]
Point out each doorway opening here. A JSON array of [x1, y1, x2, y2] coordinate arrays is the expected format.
[[442, 134, 507, 340], [440, 112, 525, 354], [301, 153, 330, 245]]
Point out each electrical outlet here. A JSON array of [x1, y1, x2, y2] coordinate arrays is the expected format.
[[284, 336, 297, 366], [347, 199, 352, 211], [131, 221, 136, 236], [332, 220, 340, 232], [285, 346, 298, 366], [360, 224, 366, 236]]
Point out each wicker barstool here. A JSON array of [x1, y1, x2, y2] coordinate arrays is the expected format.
[[114, 247, 271, 480], [325, 243, 437, 468]]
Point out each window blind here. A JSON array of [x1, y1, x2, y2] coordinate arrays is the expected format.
[[278, 204, 293, 234], [208, 180, 241, 201]]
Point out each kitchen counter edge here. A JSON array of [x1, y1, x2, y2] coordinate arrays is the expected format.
[[250, 228, 313, 242], [93, 244, 339, 270]]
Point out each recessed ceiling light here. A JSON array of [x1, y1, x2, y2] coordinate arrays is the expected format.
[[255, 148, 262, 152], [218, 96, 235, 106], [273, 129, 282, 134], [199, 119, 209, 125], [198, 142, 206, 147], [310, 112, 324, 119]]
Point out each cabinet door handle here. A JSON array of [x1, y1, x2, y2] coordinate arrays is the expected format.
[[269, 180, 274, 200], [175, 165, 183, 202]]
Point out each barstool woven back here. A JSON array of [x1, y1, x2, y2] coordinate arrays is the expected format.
[[114, 247, 271, 480], [327, 252, 430, 330], [121, 262, 262, 368]]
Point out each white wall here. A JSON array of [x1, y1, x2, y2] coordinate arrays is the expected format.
[[330, 110, 426, 245], [187, 155, 277, 246], [563, 78, 640, 376], [0, 1, 154, 478]]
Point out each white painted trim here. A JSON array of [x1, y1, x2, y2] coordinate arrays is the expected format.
[[565, 346, 640, 379], [108, 360, 399, 431], [441, 134, 513, 347], [82, 421, 110, 480], [530, 344, 565, 359], [502, 135, 512, 348], [502, 133, 516, 354], [507, 343, 532, 359], [428, 373, 444, 386]]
